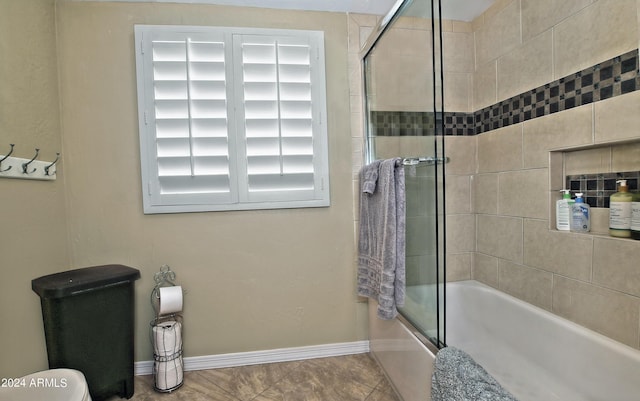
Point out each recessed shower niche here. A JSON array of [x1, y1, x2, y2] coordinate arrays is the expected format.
[[550, 140, 640, 235]]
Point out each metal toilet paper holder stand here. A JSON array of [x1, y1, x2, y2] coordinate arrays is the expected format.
[[150, 264, 184, 393]]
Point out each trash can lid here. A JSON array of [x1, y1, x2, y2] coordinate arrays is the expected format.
[[32, 264, 141, 299]]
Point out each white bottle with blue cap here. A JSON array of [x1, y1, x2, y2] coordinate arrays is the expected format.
[[570, 193, 590, 233]]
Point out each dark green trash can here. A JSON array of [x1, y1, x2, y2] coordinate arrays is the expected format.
[[32, 264, 141, 400]]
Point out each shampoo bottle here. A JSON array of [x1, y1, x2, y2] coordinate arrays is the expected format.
[[609, 179, 632, 238], [556, 189, 573, 231], [631, 191, 640, 240], [570, 193, 590, 233]]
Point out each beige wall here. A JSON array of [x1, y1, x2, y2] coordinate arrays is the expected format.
[[57, 1, 361, 362], [0, 0, 69, 377], [1, 1, 363, 377]]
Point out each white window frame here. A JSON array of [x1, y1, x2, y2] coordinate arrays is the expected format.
[[134, 25, 330, 214]]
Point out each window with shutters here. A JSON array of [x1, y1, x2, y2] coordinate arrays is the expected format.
[[134, 25, 330, 214]]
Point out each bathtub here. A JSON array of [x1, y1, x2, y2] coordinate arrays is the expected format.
[[369, 280, 640, 401]]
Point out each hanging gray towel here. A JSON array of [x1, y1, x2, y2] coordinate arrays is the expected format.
[[357, 158, 406, 320], [432, 347, 519, 401]]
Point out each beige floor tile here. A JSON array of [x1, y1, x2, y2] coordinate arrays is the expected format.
[[119, 354, 399, 401], [197, 361, 300, 401]]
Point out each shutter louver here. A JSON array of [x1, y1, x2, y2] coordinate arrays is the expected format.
[[236, 35, 316, 202], [150, 34, 235, 201]]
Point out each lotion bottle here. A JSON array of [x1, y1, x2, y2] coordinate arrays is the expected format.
[[556, 189, 573, 231], [631, 191, 640, 240], [609, 179, 632, 238], [570, 193, 590, 233]]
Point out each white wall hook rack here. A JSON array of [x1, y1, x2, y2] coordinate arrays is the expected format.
[[0, 144, 59, 181]]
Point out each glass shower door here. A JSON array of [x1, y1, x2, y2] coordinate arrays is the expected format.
[[362, 0, 446, 349]]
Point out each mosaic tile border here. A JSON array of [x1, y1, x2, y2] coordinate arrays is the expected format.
[[370, 49, 639, 136], [475, 49, 639, 134], [566, 172, 639, 208], [370, 111, 441, 136]]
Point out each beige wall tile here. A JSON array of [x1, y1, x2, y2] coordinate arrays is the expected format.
[[498, 168, 549, 219], [444, 136, 476, 175], [589, 208, 610, 235], [405, 173, 436, 217], [549, 151, 564, 191], [452, 20, 472, 33], [349, 13, 378, 28], [473, 60, 497, 109], [399, 136, 436, 158], [612, 142, 640, 172], [374, 26, 431, 56], [445, 175, 472, 214], [521, 0, 595, 42], [348, 57, 362, 97], [359, 26, 374, 50], [523, 219, 592, 281], [554, 0, 639, 79], [474, 173, 498, 215], [373, 136, 435, 159], [477, 124, 523, 173], [446, 214, 476, 253], [406, 216, 437, 256], [477, 214, 523, 262], [523, 104, 593, 168], [348, 14, 377, 52], [445, 72, 472, 112], [369, 52, 433, 111], [564, 147, 612, 175], [446, 252, 472, 282], [372, 137, 401, 159], [367, 24, 434, 111], [593, 237, 640, 297], [393, 15, 432, 30], [473, 253, 499, 288], [438, 19, 453, 33], [444, 31, 474, 73], [595, 91, 640, 144], [553, 276, 640, 348], [475, 0, 521, 67], [406, 254, 437, 285], [497, 29, 553, 102], [499, 260, 553, 310]]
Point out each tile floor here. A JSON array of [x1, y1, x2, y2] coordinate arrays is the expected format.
[[124, 353, 401, 401]]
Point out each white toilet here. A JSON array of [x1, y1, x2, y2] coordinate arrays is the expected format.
[[0, 369, 91, 401]]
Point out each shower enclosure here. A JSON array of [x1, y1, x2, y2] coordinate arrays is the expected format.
[[362, 0, 447, 352]]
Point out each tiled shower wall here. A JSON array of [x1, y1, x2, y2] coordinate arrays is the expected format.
[[470, 0, 640, 350], [349, 0, 640, 350], [371, 49, 639, 136]]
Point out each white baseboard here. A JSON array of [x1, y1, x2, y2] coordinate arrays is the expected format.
[[135, 340, 370, 376]]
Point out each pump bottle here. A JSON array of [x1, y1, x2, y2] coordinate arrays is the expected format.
[[570, 193, 590, 233], [609, 180, 632, 238], [556, 189, 573, 231]]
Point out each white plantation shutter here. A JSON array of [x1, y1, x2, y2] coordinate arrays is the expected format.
[[135, 26, 329, 214], [234, 34, 322, 203]]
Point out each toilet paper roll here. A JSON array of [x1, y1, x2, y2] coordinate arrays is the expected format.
[[155, 357, 184, 391], [153, 321, 182, 357], [158, 286, 183, 315]]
